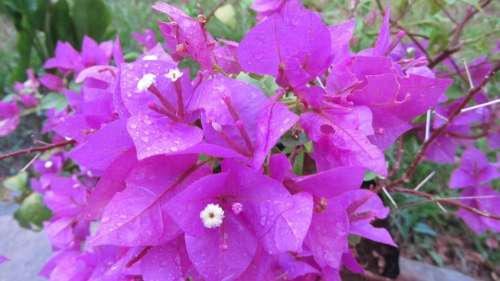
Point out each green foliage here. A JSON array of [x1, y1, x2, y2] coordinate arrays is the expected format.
[[47, 0, 76, 51], [206, 1, 255, 42], [0, 0, 113, 86], [38, 92, 68, 111], [2, 171, 29, 193], [72, 0, 112, 44], [14, 193, 52, 230]]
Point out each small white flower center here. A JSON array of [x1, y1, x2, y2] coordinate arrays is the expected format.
[[44, 161, 54, 169], [165, 68, 183, 82], [142, 55, 158, 61], [200, 203, 224, 228], [136, 73, 156, 91]]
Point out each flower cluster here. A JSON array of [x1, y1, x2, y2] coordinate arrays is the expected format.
[[2, 0, 499, 280]]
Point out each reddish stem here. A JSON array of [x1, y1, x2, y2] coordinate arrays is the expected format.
[[393, 187, 500, 220], [0, 140, 75, 161], [222, 96, 254, 155], [389, 62, 499, 187]]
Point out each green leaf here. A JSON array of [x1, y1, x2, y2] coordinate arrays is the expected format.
[[214, 4, 236, 29], [29, 0, 48, 31], [14, 193, 52, 229], [38, 93, 68, 111], [2, 171, 29, 193], [236, 73, 261, 88], [293, 150, 305, 175], [47, 0, 76, 53], [72, 0, 112, 43], [12, 30, 32, 82], [428, 22, 449, 55], [364, 172, 377, 181], [236, 73, 278, 97], [281, 132, 308, 148]]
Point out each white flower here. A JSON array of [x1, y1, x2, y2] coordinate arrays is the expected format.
[[44, 161, 54, 169], [200, 203, 224, 228], [136, 73, 156, 91], [165, 68, 183, 82]]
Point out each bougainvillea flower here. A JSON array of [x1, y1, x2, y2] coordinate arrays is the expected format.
[[291, 166, 366, 198], [44, 176, 88, 218], [251, 0, 287, 20], [325, 54, 451, 149], [301, 111, 387, 176], [334, 190, 396, 246], [276, 253, 320, 279], [45, 217, 89, 250], [41, 175, 90, 250], [40, 74, 64, 92], [457, 186, 500, 234], [166, 161, 313, 280], [44, 36, 112, 75], [154, 2, 216, 70], [214, 40, 241, 74], [372, 7, 391, 56], [329, 19, 356, 64], [348, 69, 452, 149], [424, 99, 484, 164], [305, 200, 350, 270], [286, 166, 368, 270], [192, 75, 298, 168], [90, 154, 210, 247], [81, 36, 112, 67], [18, 0, 496, 279], [120, 56, 205, 160], [83, 149, 137, 220], [53, 64, 122, 144], [286, 163, 394, 272], [69, 119, 134, 173], [19, 94, 39, 108], [239, 247, 319, 280], [44, 41, 83, 74], [33, 154, 65, 175], [13, 69, 40, 108], [132, 28, 158, 50], [40, 248, 127, 281], [449, 148, 499, 189], [113, 36, 125, 66], [239, 0, 331, 88], [141, 237, 202, 281], [0, 101, 20, 137]]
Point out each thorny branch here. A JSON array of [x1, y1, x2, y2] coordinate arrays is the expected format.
[[384, 62, 500, 219], [393, 188, 500, 220], [428, 46, 461, 68], [430, 0, 493, 69], [390, 61, 500, 187], [449, 0, 493, 47], [0, 140, 75, 161]]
